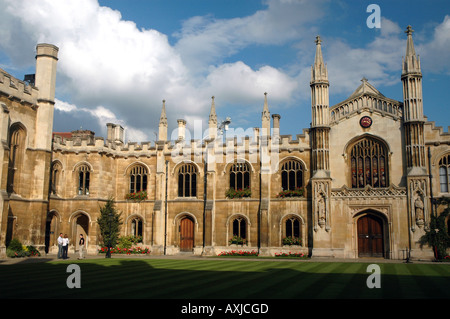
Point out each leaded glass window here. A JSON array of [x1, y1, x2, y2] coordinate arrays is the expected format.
[[439, 154, 450, 193], [178, 163, 197, 197], [129, 165, 148, 193], [230, 162, 250, 190], [350, 138, 388, 188]]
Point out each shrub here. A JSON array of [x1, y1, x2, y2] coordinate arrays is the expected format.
[[7, 238, 23, 252], [6, 239, 41, 258], [117, 235, 143, 249]]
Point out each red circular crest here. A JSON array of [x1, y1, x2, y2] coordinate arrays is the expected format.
[[360, 116, 372, 128]]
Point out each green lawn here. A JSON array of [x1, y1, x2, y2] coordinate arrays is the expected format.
[[0, 258, 449, 299]]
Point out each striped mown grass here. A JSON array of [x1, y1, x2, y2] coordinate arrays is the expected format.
[[0, 258, 449, 299]]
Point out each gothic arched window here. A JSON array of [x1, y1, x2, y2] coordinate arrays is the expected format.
[[281, 160, 304, 191], [77, 164, 91, 195], [439, 154, 450, 193], [178, 163, 197, 197], [129, 165, 148, 194], [7, 124, 26, 193], [349, 137, 388, 188], [230, 162, 250, 190]]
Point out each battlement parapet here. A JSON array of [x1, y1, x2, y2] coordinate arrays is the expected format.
[[0, 69, 38, 106]]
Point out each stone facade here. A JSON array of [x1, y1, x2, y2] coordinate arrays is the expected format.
[[0, 27, 449, 260]]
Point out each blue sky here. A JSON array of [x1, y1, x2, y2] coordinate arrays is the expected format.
[[0, 0, 449, 142]]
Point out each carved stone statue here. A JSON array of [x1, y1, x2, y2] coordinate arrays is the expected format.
[[414, 192, 424, 226]]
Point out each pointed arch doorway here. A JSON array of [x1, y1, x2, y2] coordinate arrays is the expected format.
[[73, 213, 89, 253], [179, 216, 194, 252], [357, 213, 385, 257]]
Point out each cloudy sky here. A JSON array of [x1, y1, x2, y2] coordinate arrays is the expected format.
[[0, 0, 449, 142]]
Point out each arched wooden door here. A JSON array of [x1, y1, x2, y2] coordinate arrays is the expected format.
[[180, 217, 194, 252], [357, 214, 384, 257]]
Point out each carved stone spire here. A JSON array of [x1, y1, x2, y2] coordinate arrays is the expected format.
[[311, 35, 328, 83], [209, 96, 217, 125], [158, 99, 168, 141], [261, 92, 270, 136], [402, 25, 421, 75]]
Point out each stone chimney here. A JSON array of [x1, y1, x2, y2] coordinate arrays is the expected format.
[[177, 119, 186, 141]]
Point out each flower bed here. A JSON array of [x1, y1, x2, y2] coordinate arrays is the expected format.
[[275, 252, 308, 258], [99, 246, 151, 255], [443, 255, 450, 262], [218, 250, 258, 257]]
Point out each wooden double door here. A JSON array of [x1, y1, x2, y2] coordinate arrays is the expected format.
[[180, 217, 194, 252], [357, 214, 384, 257]]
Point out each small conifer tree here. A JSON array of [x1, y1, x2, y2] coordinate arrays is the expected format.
[[97, 198, 123, 248]]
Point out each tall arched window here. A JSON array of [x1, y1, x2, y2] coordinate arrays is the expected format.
[[129, 165, 148, 193], [77, 164, 90, 195], [230, 162, 250, 190], [178, 163, 197, 197], [350, 137, 388, 188], [281, 159, 304, 191], [439, 154, 450, 193], [7, 124, 26, 193]]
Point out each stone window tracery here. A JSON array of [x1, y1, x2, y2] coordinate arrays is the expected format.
[[229, 162, 250, 190], [349, 137, 388, 188], [7, 124, 26, 193], [77, 164, 90, 195], [281, 159, 304, 191], [178, 163, 197, 197], [129, 165, 148, 194], [439, 154, 450, 193]]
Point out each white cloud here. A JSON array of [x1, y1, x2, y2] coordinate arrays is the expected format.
[[1, 1, 448, 142], [418, 15, 450, 74], [174, 0, 327, 74]]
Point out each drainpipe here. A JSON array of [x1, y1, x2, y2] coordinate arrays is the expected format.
[[428, 147, 435, 218], [203, 154, 207, 254], [164, 160, 168, 255]]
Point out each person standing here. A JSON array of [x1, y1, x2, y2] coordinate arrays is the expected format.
[[62, 234, 69, 259], [57, 233, 63, 259], [78, 234, 85, 259]]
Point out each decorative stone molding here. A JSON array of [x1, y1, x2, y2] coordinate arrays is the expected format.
[[331, 184, 407, 199]]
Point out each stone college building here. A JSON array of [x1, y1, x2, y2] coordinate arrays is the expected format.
[[0, 26, 449, 260]]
